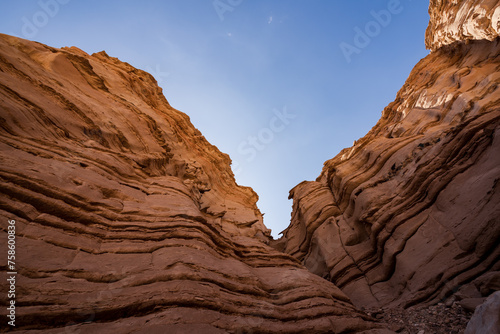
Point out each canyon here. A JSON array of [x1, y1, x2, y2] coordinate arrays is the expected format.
[[1, 0, 499, 333]]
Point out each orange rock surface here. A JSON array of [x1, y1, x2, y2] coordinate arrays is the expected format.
[[0, 34, 388, 333], [276, 0, 500, 310], [426, 0, 500, 51], [1, 0, 499, 332]]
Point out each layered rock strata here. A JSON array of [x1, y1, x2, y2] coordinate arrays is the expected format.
[[276, 2, 500, 310], [0, 34, 387, 333]]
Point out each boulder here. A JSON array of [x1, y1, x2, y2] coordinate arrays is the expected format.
[[465, 291, 500, 334]]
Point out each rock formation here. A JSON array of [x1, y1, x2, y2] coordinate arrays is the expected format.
[[465, 291, 500, 334], [276, 0, 500, 311], [2, 0, 499, 332], [0, 34, 390, 333], [426, 0, 500, 51]]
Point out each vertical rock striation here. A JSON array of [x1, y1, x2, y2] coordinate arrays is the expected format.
[[0, 34, 388, 333], [277, 1, 500, 309]]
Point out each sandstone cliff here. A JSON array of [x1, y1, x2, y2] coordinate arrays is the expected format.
[[0, 34, 387, 332], [276, 0, 500, 310]]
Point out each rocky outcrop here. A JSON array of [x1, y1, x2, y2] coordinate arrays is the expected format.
[[0, 34, 388, 333], [465, 291, 500, 334], [276, 1, 500, 310], [426, 0, 500, 51]]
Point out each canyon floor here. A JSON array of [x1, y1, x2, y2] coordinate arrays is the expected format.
[[367, 303, 472, 334]]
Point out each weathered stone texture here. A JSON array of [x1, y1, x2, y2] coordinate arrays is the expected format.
[[277, 1, 500, 310], [0, 34, 387, 333]]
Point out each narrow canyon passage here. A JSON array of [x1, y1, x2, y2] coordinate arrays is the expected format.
[[1, 0, 499, 333]]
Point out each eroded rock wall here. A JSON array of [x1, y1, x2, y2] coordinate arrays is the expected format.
[[0, 34, 387, 333], [277, 1, 500, 309], [426, 0, 500, 51]]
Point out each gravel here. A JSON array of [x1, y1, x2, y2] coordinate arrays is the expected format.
[[364, 302, 473, 334]]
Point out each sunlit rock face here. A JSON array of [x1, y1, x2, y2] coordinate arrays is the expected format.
[[426, 0, 500, 51], [0, 34, 388, 333], [276, 1, 500, 309]]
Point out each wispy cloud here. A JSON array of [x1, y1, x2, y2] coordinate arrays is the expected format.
[[268, 16, 273, 24]]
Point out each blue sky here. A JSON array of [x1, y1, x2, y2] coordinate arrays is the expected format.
[[0, 0, 430, 237]]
